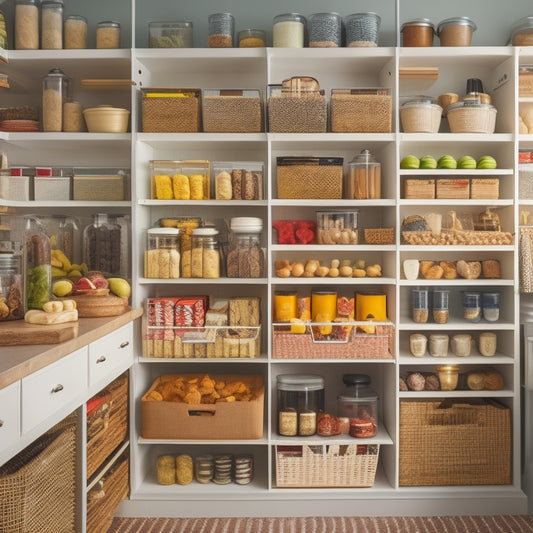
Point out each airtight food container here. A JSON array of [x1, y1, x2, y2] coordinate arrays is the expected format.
[[401, 18, 435, 47], [446, 100, 497, 134], [510, 17, 533, 46], [437, 17, 476, 46], [400, 97, 442, 133]]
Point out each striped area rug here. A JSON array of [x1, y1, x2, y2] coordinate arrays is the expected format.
[[109, 515, 533, 533]]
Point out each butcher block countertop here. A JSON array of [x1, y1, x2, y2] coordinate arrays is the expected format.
[[0, 307, 143, 390]]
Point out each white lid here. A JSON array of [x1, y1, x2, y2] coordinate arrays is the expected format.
[[277, 374, 324, 391], [147, 227, 180, 236], [230, 217, 263, 232], [192, 227, 219, 235]]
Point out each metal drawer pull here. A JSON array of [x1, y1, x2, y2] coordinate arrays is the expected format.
[[96, 355, 107, 364], [119, 341, 130, 349], [51, 384, 64, 393]]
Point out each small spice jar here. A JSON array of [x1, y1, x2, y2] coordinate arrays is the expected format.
[[437, 365, 460, 391], [42, 68, 71, 133], [273, 13, 305, 48], [144, 227, 181, 279], [429, 333, 449, 357], [308, 12, 342, 48], [0, 253, 25, 321], [190, 227, 220, 279], [451, 334, 472, 357], [482, 292, 500, 322], [277, 374, 325, 437], [96, 21, 121, 49], [64, 15, 88, 49], [412, 288, 429, 323], [437, 17, 476, 47], [432, 289, 449, 324], [337, 374, 378, 438], [15, 0, 39, 50], [41, 0, 64, 50], [462, 291, 481, 323], [208, 13, 234, 48], [274, 291, 298, 322], [238, 29, 266, 47], [344, 12, 381, 47], [226, 217, 264, 278], [479, 332, 497, 356], [401, 19, 435, 47], [346, 149, 381, 200], [409, 333, 427, 357]]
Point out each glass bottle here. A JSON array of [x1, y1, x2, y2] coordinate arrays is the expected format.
[[347, 150, 381, 199], [42, 68, 71, 132], [226, 217, 264, 278], [41, 0, 64, 50], [15, 0, 39, 50], [24, 216, 51, 310]]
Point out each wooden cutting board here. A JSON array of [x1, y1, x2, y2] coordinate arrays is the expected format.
[[68, 294, 130, 318], [0, 320, 79, 346]]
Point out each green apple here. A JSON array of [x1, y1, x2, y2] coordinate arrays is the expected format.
[[457, 155, 477, 169], [419, 155, 438, 169], [437, 155, 457, 169], [477, 155, 497, 169], [400, 155, 420, 169]]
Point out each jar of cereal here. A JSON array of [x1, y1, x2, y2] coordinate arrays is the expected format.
[[41, 0, 64, 50]]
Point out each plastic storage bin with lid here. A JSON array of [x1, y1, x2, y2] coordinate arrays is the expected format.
[[226, 217, 265, 278], [337, 374, 378, 438], [149, 21, 193, 48]]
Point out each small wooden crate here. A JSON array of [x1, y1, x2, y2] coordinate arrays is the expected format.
[[470, 178, 499, 199], [403, 179, 435, 199], [436, 178, 470, 199]]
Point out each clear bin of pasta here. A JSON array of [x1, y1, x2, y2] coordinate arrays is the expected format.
[[150, 160, 210, 200]]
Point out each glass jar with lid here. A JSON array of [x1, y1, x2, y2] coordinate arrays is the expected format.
[[238, 29, 266, 47], [0, 252, 24, 321], [24, 216, 51, 310], [344, 12, 381, 47], [42, 68, 71, 132], [226, 217, 264, 278], [15, 0, 39, 50], [277, 374, 325, 436], [191, 228, 220, 278], [96, 21, 120, 49], [437, 17, 476, 46], [208, 13, 234, 47], [401, 19, 435, 47], [64, 15, 88, 49], [273, 13, 305, 47], [308, 12, 342, 47], [41, 0, 64, 50], [337, 374, 378, 438], [82, 213, 122, 276], [144, 227, 180, 279], [347, 149, 381, 199]]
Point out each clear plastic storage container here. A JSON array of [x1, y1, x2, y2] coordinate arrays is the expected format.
[[316, 210, 359, 244], [24, 216, 51, 310], [83, 213, 123, 276], [226, 217, 264, 278], [190, 228, 220, 279], [346, 150, 381, 199], [41, 0, 63, 50], [144, 228, 180, 279], [149, 21, 193, 48]]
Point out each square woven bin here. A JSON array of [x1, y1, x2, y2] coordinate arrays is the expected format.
[[404, 179, 435, 199], [364, 228, 394, 244], [268, 95, 327, 133], [399, 399, 511, 486], [0, 414, 77, 533], [276, 444, 380, 488], [142, 88, 201, 133], [272, 324, 393, 359], [470, 178, 499, 199], [436, 178, 470, 199]]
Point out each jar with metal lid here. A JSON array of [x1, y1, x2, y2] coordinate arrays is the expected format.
[[277, 374, 325, 437], [0, 253, 24, 321], [15, 0, 39, 50], [226, 217, 264, 278], [437, 17, 476, 46], [144, 227, 180, 279], [344, 12, 381, 47], [191, 228, 220, 278], [337, 374, 378, 438], [401, 19, 435, 47], [96, 21, 120, 49], [238, 29, 266, 47], [308, 12, 342, 48], [273, 13, 305, 48], [64, 15, 88, 49], [41, 0, 63, 50], [208, 13, 234, 48], [347, 149, 381, 199], [24, 216, 51, 310], [42, 68, 71, 132], [510, 17, 533, 46]]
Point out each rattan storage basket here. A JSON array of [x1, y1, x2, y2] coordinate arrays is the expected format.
[[276, 444, 380, 488], [447, 101, 497, 133], [403, 179, 435, 199], [470, 178, 499, 199], [0, 414, 77, 533], [399, 399, 511, 486], [363, 227, 395, 244]]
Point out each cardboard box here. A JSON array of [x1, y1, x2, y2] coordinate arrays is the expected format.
[[141, 373, 264, 440]]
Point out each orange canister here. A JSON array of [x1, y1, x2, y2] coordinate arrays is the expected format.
[[401, 19, 435, 47], [274, 291, 298, 322], [311, 290, 337, 335], [355, 292, 387, 321]]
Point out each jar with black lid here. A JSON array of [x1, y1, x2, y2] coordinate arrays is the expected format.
[[277, 374, 324, 436], [337, 374, 378, 438]]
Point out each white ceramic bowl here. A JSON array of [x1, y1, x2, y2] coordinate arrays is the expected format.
[[83, 105, 130, 133]]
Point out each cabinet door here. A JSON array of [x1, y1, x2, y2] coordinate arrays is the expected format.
[[21, 347, 88, 434], [0, 381, 21, 453]]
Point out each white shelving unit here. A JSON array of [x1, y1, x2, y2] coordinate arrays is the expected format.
[[1, 0, 532, 519]]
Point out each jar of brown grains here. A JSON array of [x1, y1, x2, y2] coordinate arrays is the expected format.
[[226, 217, 264, 278]]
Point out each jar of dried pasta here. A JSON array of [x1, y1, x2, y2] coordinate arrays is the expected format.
[[144, 228, 180, 279], [226, 217, 264, 278], [191, 227, 220, 278], [15, 0, 39, 50], [96, 21, 120, 49], [42, 68, 71, 132]]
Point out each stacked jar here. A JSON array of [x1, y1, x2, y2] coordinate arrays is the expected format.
[[144, 228, 180, 279], [226, 217, 264, 278]]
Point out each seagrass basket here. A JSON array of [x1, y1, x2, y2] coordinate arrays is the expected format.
[[363, 227, 395, 244], [142, 88, 201, 132]]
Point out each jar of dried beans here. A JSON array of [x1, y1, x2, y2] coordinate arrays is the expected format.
[[226, 217, 264, 278], [42, 68, 71, 132], [15, 0, 39, 50], [41, 0, 63, 50], [191, 228, 220, 278]]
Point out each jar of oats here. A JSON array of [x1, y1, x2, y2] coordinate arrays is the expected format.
[[15, 0, 39, 50], [191, 228, 220, 278], [41, 0, 64, 50], [96, 21, 120, 49], [64, 15, 88, 49], [42, 68, 71, 132]]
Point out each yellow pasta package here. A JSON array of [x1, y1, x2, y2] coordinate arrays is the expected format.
[[154, 174, 173, 200], [189, 174, 204, 200], [172, 174, 190, 200]]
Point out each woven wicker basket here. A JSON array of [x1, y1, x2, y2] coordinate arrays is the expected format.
[[276, 444, 380, 487], [401, 229, 513, 246], [87, 372, 129, 479], [0, 414, 77, 533], [403, 179, 435, 199], [87, 454, 129, 533], [436, 179, 470, 199], [470, 178, 499, 199], [272, 324, 393, 359], [363, 227, 394, 244], [399, 399, 511, 486], [268, 95, 327, 133]]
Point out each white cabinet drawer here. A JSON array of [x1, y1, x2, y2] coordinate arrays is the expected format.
[[0, 381, 20, 451], [21, 347, 87, 434], [88, 323, 133, 387]]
